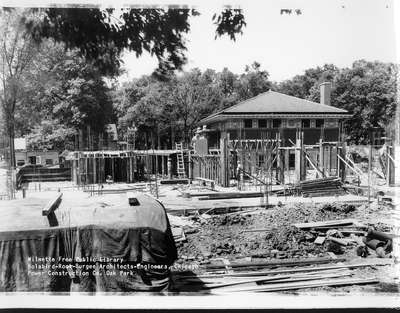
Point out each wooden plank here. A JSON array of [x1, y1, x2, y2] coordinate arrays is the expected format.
[[42, 193, 63, 216], [160, 179, 189, 185], [198, 193, 264, 200], [202, 271, 351, 290], [83, 187, 146, 193], [293, 219, 358, 229], [191, 259, 394, 279], [314, 236, 326, 244], [327, 236, 350, 246], [213, 277, 379, 293], [204, 257, 346, 270], [244, 228, 276, 233]]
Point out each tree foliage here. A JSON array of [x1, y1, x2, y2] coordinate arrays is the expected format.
[[25, 8, 246, 77], [3, 33, 115, 150], [277, 61, 397, 144], [309, 60, 397, 144], [277, 64, 339, 99], [114, 62, 273, 148], [0, 9, 39, 165]]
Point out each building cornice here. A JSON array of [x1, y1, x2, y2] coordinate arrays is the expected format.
[[199, 113, 352, 125]]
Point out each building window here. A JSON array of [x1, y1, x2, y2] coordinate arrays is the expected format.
[[302, 119, 310, 128], [316, 119, 324, 128], [272, 119, 281, 128], [45, 159, 54, 165], [28, 156, 37, 165], [258, 119, 267, 128], [287, 120, 296, 128], [244, 119, 253, 128]]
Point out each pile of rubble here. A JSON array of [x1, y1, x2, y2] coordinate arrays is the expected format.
[[170, 201, 395, 266]]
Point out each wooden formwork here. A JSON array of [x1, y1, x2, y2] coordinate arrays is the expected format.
[[68, 149, 182, 185]]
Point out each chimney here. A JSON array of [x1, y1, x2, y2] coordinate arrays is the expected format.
[[319, 82, 331, 106]]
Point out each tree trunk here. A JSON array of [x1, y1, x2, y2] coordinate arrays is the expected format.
[[150, 131, 155, 149], [8, 116, 15, 168], [171, 124, 175, 149], [183, 119, 188, 145], [157, 125, 161, 150]]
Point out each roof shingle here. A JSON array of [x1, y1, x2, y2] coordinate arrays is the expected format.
[[222, 91, 349, 114]]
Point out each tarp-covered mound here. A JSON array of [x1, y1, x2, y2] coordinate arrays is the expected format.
[[0, 192, 177, 292]]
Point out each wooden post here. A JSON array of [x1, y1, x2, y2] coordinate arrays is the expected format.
[[284, 149, 289, 173], [386, 141, 395, 186], [155, 155, 159, 178], [295, 130, 305, 183], [239, 147, 244, 190], [167, 156, 172, 179], [126, 157, 130, 183], [301, 131, 306, 181], [74, 159, 79, 185], [319, 138, 325, 178], [188, 150, 192, 183], [161, 155, 165, 178], [220, 133, 230, 187], [85, 157, 89, 185], [339, 142, 347, 182], [111, 157, 115, 181], [93, 157, 97, 184], [100, 157, 104, 183], [327, 145, 332, 176], [295, 131, 301, 183], [276, 133, 284, 184], [130, 156, 134, 182]]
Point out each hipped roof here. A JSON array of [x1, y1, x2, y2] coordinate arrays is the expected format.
[[199, 91, 351, 124]]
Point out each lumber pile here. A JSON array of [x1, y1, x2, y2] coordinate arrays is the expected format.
[[160, 179, 189, 185], [197, 191, 264, 200], [297, 177, 345, 197], [172, 257, 391, 293]]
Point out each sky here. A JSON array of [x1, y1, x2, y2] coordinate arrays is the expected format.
[[118, 0, 398, 84]]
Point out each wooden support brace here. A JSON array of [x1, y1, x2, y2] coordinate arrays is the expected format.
[[304, 152, 325, 178], [42, 193, 63, 216], [42, 193, 63, 227], [337, 154, 363, 176]]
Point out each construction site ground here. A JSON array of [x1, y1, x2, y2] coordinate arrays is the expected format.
[[1, 179, 399, 295]]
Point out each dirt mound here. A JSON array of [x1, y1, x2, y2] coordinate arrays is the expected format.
[[176, 203, 363, 263], [319, 203, 356, 214]]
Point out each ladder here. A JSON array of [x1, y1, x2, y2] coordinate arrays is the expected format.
[[175, 143, 186, 178]]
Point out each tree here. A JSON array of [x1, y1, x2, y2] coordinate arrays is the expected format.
[[216, 67, 240, 110], [169, 68, 223, 143], [113, 63, 274, 148], [236, 62, 272, 100], [9, 38, 115, 151], [114, 75, 173, 148], [277, 64, 339, 99], [25, 119, 76, 151], [25, 8, 246, 77], [0, 9, 39, 167], [309, 60, 397, 144]]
